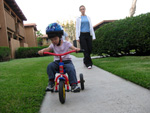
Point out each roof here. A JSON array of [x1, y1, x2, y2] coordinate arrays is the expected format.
[[5, 0, 27, 21], [41, 34, 48, 38], [24, 23, 37, 31], [93, 20, 116, 31]]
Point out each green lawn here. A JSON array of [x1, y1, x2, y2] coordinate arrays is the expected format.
[[71, 52, 84, 58], [1, 55, 150, 112], [0, 56, 53, 113], [71, 53, 97, 58], [70, 53, 150, 89], [92, 56, 150, 89]]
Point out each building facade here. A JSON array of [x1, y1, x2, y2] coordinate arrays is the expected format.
[[0, 0, 38, 58], [24, 23, 37, 47], [0, 0, 27, 58], [93, 20, 116, 31]]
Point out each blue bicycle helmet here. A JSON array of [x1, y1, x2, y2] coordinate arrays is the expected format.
[[46, 23, 64, 46], [46, 23, 63, 34]]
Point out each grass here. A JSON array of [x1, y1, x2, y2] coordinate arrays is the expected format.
[[71, 53, 97, 58], [1, 54, 150, 112], [0, 56, 53, 113], [92, 56, 150, 89], [71, 52, 84, 58]]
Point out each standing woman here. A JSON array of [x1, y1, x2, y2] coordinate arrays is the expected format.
[[76, 5, 96, 69]]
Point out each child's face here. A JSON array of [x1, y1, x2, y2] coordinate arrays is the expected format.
[[50, 36, 60, 45]]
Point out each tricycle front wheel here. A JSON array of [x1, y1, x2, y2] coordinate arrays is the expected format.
[[59, 80, 66, 104]]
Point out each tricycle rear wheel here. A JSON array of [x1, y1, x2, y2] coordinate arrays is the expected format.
[[80, 73, 85, 90]]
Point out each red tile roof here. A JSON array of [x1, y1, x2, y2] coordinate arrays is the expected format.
[[93, 20, 116, 31], [93, 20, 116, 28], [5, 0, 27, 21], [24, 23, 37, 31], [41, 34, 48, 38]]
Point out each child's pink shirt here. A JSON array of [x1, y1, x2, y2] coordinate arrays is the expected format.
[[49, 40, 72, 61]]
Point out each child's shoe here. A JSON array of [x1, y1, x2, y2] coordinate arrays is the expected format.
[[46, 81, 55, 91], [71, 84, 80, 92]]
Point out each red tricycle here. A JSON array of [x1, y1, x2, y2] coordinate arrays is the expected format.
[[43, 50, 85, 104]]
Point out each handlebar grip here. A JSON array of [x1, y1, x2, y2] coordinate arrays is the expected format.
[[78, 49, 85, 53], [36, 52, 39, 55]]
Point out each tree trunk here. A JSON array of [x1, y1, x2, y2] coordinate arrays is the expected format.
[[129, 0, 137, 17]]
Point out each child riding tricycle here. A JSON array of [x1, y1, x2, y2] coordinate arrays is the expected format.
[[38, 23, 85, 104]]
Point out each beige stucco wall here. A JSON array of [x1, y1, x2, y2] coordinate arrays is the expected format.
[[25, 27, 37, 47], [42, 38, 51, 46], [5, 10, 16, 32], [24, 43, 28, 47], [0, 0, 9, 47], [19, 23, 25, 37], [11, 38, 20, 58]]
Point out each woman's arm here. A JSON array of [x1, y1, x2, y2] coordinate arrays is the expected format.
[[76, 17, 80, 41], [87, 16, 96, 40]]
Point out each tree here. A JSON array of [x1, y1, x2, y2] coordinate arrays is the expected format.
[[129, 0, 137, 17], [57, 20, 76, 41], [36, 30, 43, 46]]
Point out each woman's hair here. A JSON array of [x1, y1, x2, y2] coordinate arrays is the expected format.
[[79, 5, 85, 11]]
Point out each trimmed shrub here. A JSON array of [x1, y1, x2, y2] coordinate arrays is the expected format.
[[93, 13, 150, 56], [0, 47, 11, 62], [15, 46, 48, 58]]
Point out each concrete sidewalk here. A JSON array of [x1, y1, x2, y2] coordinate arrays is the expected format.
[[40, 56, 150, 113]]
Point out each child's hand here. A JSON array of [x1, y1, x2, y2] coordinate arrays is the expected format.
[[38, 50, 44, 56], [75, 48, 80, 52]]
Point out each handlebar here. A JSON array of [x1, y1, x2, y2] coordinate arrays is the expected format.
[[43, 49, 84, 56]]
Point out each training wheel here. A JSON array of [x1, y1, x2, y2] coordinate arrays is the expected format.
[[79, 73, 85, 90]]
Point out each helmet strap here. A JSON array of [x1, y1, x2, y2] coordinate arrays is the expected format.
[[57, 38, 61, 46]]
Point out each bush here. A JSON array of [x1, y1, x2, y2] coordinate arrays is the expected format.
[[93, 13, 150, 56], [15, 46, 48, 58], [0, 47, 11, 62]]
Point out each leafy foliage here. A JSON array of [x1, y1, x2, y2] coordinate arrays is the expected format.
[[57, 20, 76, 40], [15, 46, 48, 58], [93, 13, 150, 56], [0, 47, 11, 62], [36, 30, 43, 46]]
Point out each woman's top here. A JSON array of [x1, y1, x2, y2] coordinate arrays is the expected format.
[[62, 31, 68, 41], [81, 16, 90, 32], [76, 15, 96, 40], [49, 40, 72, 61]]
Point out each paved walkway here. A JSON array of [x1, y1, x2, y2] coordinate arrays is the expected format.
[[40, 56, 150, 113]]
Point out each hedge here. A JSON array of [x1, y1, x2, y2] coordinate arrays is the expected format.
[[92, 13, 150, 56], [15, 46, 48, 58], [0, 47, 11, 62]]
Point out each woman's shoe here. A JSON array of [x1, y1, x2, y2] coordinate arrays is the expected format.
[[87, 66, 92, 69]]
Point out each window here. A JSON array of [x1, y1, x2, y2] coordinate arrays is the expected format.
[[7, 32, 12, 41], [4, 4, 10, 12], [11, 12, 16, 19], [46, 38, 49, 44], [13, 34, 17, 40]]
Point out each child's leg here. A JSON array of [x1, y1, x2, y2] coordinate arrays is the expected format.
[[64, 60, 78, 85], [47, 61, 59, 80]]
